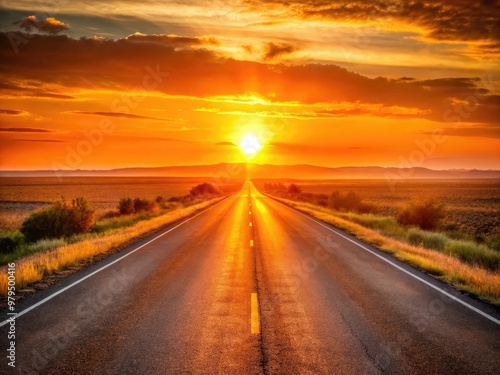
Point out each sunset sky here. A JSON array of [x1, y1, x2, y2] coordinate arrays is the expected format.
[[0, 1, 499, 171]]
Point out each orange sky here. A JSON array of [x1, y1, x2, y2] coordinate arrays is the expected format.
[[0, 1, 499, 171]]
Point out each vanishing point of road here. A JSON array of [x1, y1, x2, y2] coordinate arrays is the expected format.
[[1, 182, 499, 374]]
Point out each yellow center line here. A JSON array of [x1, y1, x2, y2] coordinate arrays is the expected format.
[[251, 293, 260, 334], [249, 222, 253, 227], [250, 239, 254, 247], [249, 211, 252, 215]]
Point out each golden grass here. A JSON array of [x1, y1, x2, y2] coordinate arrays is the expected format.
[[274, 197, 500, 305], [0, 197, 225, 296]]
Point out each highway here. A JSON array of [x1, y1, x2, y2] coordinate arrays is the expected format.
[[1, 181, 499, 374]]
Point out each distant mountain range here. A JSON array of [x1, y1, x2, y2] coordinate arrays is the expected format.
[[1, 164, 499, 180]]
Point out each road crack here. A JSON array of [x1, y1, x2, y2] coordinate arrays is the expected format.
[[338, 309, 386, 374]]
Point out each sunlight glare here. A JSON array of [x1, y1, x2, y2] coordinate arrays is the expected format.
[[240, 134, 262, 157]]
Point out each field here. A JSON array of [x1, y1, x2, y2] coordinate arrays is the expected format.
[[254, 179, 500, 237], [0, 177, 242, 231]]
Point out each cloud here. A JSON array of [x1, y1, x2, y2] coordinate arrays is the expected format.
[[0, 109, 29, 116], [242, 45, 254, 54], [0, 81, 77, 100], [216, 141, 237, 146], [269, 142, 369, 154], [0, 127, 52, 133], [0, 32, 498, 124], [15, 15, 69, 34], [125, 32, 220, 47], [69, 111, 175, 121], [423, 126, 500, 139], [11, 139, 65, 143], [263, 42, 299, 60], [243, 1, 500, 45]]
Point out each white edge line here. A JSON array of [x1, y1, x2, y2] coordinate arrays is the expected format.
[[0, 197, 229, 328], [263, 192, 500, 325]]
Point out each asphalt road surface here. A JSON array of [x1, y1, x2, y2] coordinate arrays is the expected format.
[[1, 181, 499, 374]]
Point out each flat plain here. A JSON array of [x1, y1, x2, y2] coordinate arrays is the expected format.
[[0, 177, 240, 231], [254, 179, 500, 236]]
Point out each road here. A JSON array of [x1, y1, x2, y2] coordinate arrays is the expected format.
[[1, 181, 499, 374]]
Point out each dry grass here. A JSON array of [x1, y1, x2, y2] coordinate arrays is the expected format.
[[254, 178, 500, 236], [274, 197, 500, 305], [0, 197, 225, 295], [0, 176, 242, 231]]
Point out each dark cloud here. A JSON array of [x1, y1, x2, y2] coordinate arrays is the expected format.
[[263, 42, 299, 60], [0, 109, 27, 115], [216, 141, 237, 146], [15, 15, 69, 34], [315, 108, 420, 119], [11, 139, 65, 142], [0, 81, 76, 99], [0, 32, 498, 124], [125, 33, 220, 47], [242, 45, 254, 54], [0, 127, 52, 132], [70, 111, 172, 121], [243, 1, 500, 45]]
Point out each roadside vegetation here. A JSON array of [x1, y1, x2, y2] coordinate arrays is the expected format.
[[260, 182, 500, 304], [0, 182, 227, 295]]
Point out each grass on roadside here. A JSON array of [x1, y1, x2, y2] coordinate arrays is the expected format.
[[0, 197, 225, 295], [271, 196, 500, 305]]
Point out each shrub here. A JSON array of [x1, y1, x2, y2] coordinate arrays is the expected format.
[[133, 198, 157, 213], [190, 183, 219, 197], [329, 191, 343, 210], [264, 182, 286, 192], [397, 198, 446, 230], [315, 194, 329, 207], [288, 183, 302, 194], [21, 197, 95, 242], [118, 198, 134, 215], [0, 231, 24, 254], [407, 228, 448, 250]]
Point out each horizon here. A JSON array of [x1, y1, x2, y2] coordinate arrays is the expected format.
[[1, 163, 499, 181], [2, 162, 500, 173], [1, 1, 499, 170]]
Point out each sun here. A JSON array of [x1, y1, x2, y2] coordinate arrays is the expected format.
[[239, 134, 262, 157]]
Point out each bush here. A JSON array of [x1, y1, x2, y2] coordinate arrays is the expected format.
[[118, 197, 158, 215], [288, 183, 302, 194], [133, 198, 157, 213], [21, 197, 95, 242], [0, 231, 24, 254], [397, 198, 446, 230], [264, 182, 286, 192], [315, 194, 329, 207], [190, 183, 219, 197], [118, 198, 134, 215], [407, 228, 448, 250]]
